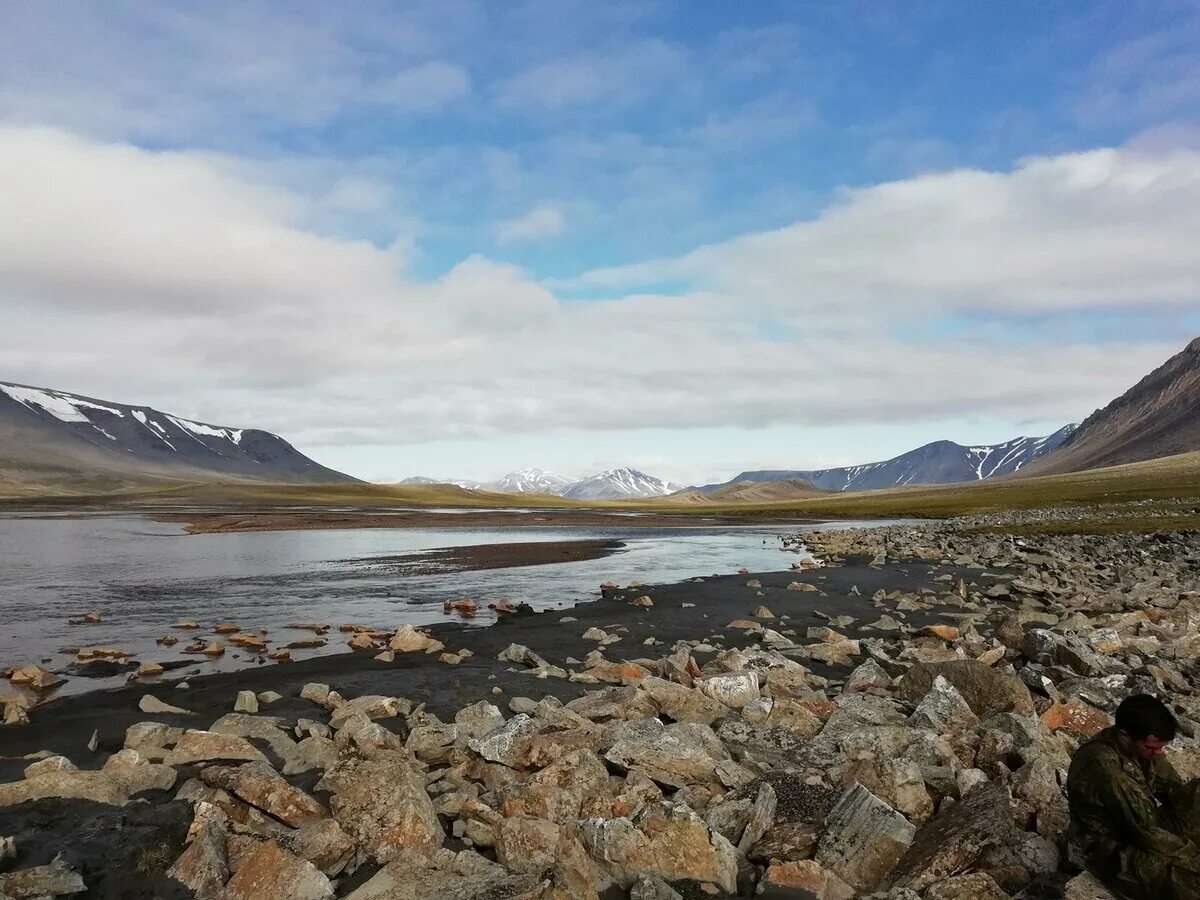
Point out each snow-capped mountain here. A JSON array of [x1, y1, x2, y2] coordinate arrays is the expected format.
[[560, 467, 677, 500], [399, 476, 481, 489], [482, 468, 573, 494], [693, 426, 1077, 494], [0, 381, 355, 487]]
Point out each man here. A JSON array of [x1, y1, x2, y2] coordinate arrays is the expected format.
[[1067, 694, 1200, 899]]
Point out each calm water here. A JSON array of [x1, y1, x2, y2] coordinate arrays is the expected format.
[[0, 513, 892, 694]]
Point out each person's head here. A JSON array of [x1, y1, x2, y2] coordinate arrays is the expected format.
[[1114, 694, 1177, 761]]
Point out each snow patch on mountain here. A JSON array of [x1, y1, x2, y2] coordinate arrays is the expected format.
[[483, 468, 573, 494], [561, 467, 677, 500]]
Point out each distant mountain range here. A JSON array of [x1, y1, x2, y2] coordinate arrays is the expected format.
[[1031, 336, 1200, 475], [401, 467, 677, 500], [689, 425, 1078, 495], [0, 381, 354, 490]]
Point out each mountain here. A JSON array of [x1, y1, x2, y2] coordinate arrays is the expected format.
[[0, 381, 355, 490], [671, 478, 826, 504], [1033, 337, 1200, 474], [693, 426, 1077, 494], [481, 468, 573, 494], [560, 467, 676, 500], [399, 476, 481, 489]]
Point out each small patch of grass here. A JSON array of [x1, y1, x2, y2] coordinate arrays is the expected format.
[[134, 842, 177, 876]]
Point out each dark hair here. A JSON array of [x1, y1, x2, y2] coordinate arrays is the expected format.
[[1115, 694, 1177, 741]]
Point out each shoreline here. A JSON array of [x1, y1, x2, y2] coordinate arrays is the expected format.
[[0, 557, 960, 776]]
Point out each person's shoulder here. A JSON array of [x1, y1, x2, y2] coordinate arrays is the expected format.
[[1069, 732, 1124, 779]]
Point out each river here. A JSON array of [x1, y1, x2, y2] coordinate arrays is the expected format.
[[0, 512, 897, 694]]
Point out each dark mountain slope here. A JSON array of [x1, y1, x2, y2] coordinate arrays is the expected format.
[[1033, 337, 1200, 474]]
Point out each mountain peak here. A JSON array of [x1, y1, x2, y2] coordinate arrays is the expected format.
[[0, 380, 355, 489]]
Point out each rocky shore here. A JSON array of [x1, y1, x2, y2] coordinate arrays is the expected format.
[[2, 515, 1198, 898]]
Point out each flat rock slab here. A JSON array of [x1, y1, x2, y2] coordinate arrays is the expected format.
[[815, 783, 915, 892], [891, 781, 1014, 892]]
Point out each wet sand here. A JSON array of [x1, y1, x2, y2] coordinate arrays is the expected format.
[[335, 538, 625, 574]]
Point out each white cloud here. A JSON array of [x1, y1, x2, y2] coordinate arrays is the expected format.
[[576, 147, 1200, 316], [493, 204, 566, 243], [0, 125, 1194, 475]]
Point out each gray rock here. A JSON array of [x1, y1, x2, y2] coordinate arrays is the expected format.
[[815, 783, 915, 891]]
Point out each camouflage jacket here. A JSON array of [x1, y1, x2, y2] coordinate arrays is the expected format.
[[1067, 726, 1200, 892]]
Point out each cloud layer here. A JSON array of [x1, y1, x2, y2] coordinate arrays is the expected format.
[[1, 124, 1193, 473]]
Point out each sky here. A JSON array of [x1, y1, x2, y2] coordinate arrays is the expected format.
[[2, 0, 1199, 486]]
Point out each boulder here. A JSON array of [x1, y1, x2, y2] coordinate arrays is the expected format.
[[276, 819, 357, 877], [467, 714, 543, 768], [698, 672, 760, 709], [167, 805, 229, 898], [908, 675, 979, 733], [924, 872, 1011, 899], [844, 659, 892, 693], [896, 660, 1034, 718], [760, 860, 855, 899], [220, 839, 334, 900], [0, 860, 85, 897], [604, 718, 729, 788], [200, 763, 328, 827], [138, 694, 192, 715], [891, 781, 1014, 892], [165, 730, 269, 766], [316, 750, 443, 862], [814, 783, 915, 891], [234, 691, 259, 713], [494, 816, 560, 875], [389, 625, 441, 653], [1040, 700, 1112, 739], [579, 802, 738, 893], [1063, 871, 1121, 899], [0, 752, 175, 808]]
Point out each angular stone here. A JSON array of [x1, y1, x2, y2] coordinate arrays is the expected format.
[[316, 750, 443, 862], [0, 754, 175, 808], [814, 783, 915, 891], [892, 781, 1014, 892], [276, 819, 356, 877], [454, 701, 505, 741], [389, 625, 441, 653], [909, 675, 979, 733], [165, 730, 268, 766], [896, 660, 1034, 718], [139, 694, 192, 715], [698, 671, 760, 709], [124, 721, 184, 755], [762, 860, 855, 899], [300, 683, 330, 704], [468, 714, 542, 768], [167, 805, 229, 899], [1063, 871, 1121, 899], [844, 658, 892, 693], [200, 763, 328, 827], [504, 749, 611, 823], [925, 872, 1011, 899], [1040, 700, 1112, 739], [495, 816, 560, 875], [220, 839, 334, 900], [579, 802, 738, 893], [328, 695, 405, 729], [24, 756, 77, 779], [234, 691, 259, 714], [0, 861, 85, 897], [604, 718, 729, 788]]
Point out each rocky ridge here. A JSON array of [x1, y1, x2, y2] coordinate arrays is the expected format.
[[2, 516, 1199, 898]]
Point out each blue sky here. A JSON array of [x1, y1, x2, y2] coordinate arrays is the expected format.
[[1, 1, 1198, 483]]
